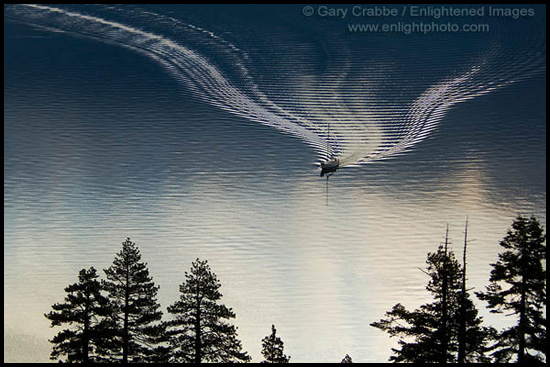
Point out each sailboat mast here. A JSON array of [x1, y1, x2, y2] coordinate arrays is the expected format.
[[327, 122, 331, 159]]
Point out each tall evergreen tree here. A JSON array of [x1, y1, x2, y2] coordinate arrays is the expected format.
[[166, 258, 251, 363], [103, 238, 164, 363], [371, 228, 493, 363], [476, 216, 546, 363], [261, 324, 290, 363], [45, 267, 114, 363]]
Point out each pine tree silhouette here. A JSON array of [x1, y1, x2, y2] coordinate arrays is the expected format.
[[477, 216, 546, 363], [103, 238, 164, 363], [166, 258, 251, 363], [371, 228, 493, 362], [45, 267, 115, 363], [261, 324, 290, 363], [340, 354, 353, 363]]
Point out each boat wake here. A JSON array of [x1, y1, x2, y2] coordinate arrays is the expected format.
[[5, 4, 545, 171]]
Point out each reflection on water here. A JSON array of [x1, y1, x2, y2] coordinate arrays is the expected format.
[[4, 5, 546, 363]]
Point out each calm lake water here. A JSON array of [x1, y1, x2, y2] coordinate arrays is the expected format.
[[4, 4, 546, 363]]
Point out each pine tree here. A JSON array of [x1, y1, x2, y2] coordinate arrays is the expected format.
[[45, 267, 115, 363], [340, 354, 353, 363], [103, 238, 164, 363], [371, 228, 492, 362], [261, 324, 290, 363], [476, 216, 546, 363], [166, 258, 251, 363]]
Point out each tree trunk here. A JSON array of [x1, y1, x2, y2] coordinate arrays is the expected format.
[[440, 226, 449, 364], [83, 297, 90, 363], [195, 281, 202, 363], [458, 219, 468, 364], [517, 275, 527, 363], [123, 266, 130, 364]]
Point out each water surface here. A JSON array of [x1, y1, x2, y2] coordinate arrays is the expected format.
[[4, 4, 546, 363]]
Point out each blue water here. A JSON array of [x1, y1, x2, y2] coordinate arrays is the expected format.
[[4, 4, 546, 363]]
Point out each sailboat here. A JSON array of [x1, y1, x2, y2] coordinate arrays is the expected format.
[[320, 157, 339, 177], [320, 123, 339, 177]]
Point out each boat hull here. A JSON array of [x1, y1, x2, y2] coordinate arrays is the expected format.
[[320, 159, 339, 177]]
